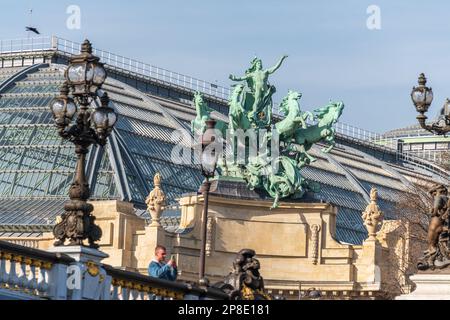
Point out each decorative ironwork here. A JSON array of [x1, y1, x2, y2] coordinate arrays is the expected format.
[[198, 119, 218, 286], [411, 73, 450, 135], [205, 216, 215, 257], [50, 40, 117, 249], [214, 249, 272, 300]]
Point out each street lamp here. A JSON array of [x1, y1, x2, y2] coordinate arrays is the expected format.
[[51, 39, 117, 249], [411, 73, 450, 135], [199, 119, 218, 286]]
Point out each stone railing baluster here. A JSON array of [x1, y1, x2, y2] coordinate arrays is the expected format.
[[0, 252, 9, 286], [121, 286, 130, 301], [18, 258, 28, 289], [8, 255, 20, 288], [37, 263, 50, 295], [111, 282, 119, 300], [27, 260, 38, 292], [131, 287, 140, 300]]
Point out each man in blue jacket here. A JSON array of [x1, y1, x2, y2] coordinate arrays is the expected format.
[[148, 245, 178, 281]]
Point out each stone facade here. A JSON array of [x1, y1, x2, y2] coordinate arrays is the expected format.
[[0, 197, 425, 299], [172, 194, 423, 299]]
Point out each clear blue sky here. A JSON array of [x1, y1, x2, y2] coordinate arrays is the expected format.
[[1, 0, 450, 133]]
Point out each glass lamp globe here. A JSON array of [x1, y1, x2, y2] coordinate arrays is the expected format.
[[201, 119, 218, 178], [92, 93, 117, 131], [50, 83, 77, 124], [201, 150, 218, 178], [411, 73, 433, 113], [65, 39, 107, 97]]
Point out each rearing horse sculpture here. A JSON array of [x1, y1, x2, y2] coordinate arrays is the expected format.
[[275, 90, 312, 141], [191, 92, 211, 135], [191, 92, 228, 136], [229, 84, 251, 133], [292, 101, 344, 166]]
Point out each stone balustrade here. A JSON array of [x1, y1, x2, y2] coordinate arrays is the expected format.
[[2, 239, 42, 249], [0, 240, 229, 300], [0, 240, 75, 300]]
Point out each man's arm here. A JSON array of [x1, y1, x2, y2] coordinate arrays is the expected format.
[[168, 266, 178, 281], [149, 262, 172, 279], [267, 55, 288, 74]]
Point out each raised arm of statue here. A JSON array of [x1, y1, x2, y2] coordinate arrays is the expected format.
[[229, 74, 249, 82], [267, 55, 288, 74]]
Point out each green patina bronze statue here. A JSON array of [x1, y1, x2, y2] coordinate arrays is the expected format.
[[275, 90, 311, 141], [191, 56, 345, 208], [229, 55, 287, 127], [292, 101, 344, 167], [191, 92, 211, 135], [192, 91, 228, 137], [228, 84, 251, 133]]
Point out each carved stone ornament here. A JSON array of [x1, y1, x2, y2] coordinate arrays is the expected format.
[[145, 173, 167, 227], [362, 188, 384, 241], [310, 224, 321, 265]]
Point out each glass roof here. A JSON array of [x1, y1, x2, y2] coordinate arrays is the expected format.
[[0, 65, 203, 208]]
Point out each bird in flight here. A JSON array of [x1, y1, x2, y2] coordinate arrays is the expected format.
[[26, 26, 40, 35]]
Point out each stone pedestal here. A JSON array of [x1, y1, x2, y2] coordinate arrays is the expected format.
[[354, 239, 385, 290], [396, 273, 450, 300], [48, 245, 109, 263], [47, 246, 111, 300]]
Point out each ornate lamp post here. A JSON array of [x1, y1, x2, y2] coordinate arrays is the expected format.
[[411, 73, 450, 135], [199, 119, 218, 286], [50, 39, 117, 249]]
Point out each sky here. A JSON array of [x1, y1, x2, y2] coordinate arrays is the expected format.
[[1, 0, 450, 133]]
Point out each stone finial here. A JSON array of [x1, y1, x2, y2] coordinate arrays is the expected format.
[[362, 188, 384, 241], [145, 173, 166, 227]]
